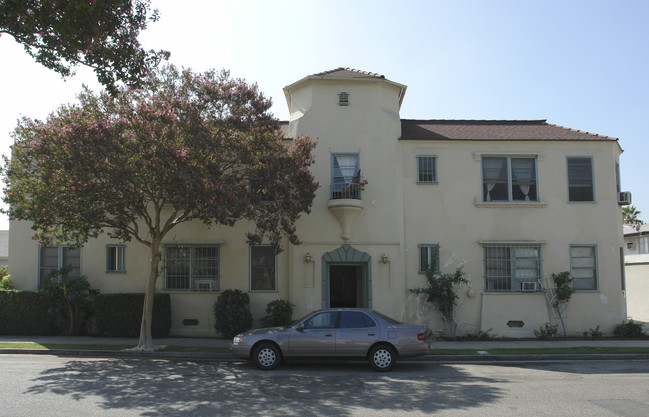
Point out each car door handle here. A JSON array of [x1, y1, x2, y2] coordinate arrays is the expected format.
[[325, 333, 333, 337], [368, 333, 375, 336]]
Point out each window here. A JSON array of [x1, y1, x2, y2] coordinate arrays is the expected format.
[[331, 153, 361, 199], [339, 311, 376, 328], [338, 91, 349, 106], [164, 245, 219, 291], [570, 245, 597, 290], [640, 237, 649, 254], [567, 157, 594, 202], [419, 244, 440, 274], [484, 244, 542, 292], [417, 155, 437, 183], [303, 311, 338, 329], [250, 245, 276, 291], [482, 156, 537, 202], [39, 246, 81, 284], [106, 245, 125, 273]]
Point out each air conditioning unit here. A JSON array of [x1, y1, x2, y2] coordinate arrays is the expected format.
[[196, 280, 213, 292], [618, 191, 632, 206], [521, 281, 538, 292]]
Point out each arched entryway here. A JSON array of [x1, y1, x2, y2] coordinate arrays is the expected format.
[[322, 244, 372, 308]]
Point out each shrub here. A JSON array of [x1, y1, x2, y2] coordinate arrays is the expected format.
[[613, 320, 645, 338], [0, 266, 14, 290], [534, 322, 559, 339], [213, 289, 253, 339], [0, 291, 59, 335], [93, 293, 171, 337], [39, 266, 98, 335], [260, 299, 294, 327], [583, 325, 604, 339]]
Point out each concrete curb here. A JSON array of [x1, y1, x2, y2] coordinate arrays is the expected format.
[[2, 348, 649, 363]]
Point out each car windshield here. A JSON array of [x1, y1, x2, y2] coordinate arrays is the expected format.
[[372, 310, 401, 324]]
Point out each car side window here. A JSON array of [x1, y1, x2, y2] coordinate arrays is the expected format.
[[339, 311, 376, 329], [303, 312, 338, 329]]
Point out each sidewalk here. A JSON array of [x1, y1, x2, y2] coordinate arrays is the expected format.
[[2, 335, 649, 362]]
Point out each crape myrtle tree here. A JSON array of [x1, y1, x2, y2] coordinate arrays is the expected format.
[[2, 65, 319, 349], [0, 0, 169, 93]]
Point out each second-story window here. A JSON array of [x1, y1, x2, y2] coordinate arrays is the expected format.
[[483, 156, 537, 202], [417, 155, 438, 184], [331, 153, 361, 199], [567, 157, 594, 202]]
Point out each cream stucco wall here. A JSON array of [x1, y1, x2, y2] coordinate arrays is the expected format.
[[625, 255, 649, 321], [7, 71, 627, 338]]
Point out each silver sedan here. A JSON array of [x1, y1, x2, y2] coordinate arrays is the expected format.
[[231, 308, 429, 371]]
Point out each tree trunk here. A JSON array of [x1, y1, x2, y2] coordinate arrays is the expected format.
[[135, 238, 162, 350]]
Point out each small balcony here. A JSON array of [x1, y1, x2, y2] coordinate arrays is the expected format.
[[330, 183, 363, 200]]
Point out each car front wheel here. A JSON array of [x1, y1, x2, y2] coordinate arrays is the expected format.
[[369, 345, 396, 371], [252, 343, 281, 370]]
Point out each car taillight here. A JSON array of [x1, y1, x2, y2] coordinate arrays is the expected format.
[[417, 333, 426, 341]]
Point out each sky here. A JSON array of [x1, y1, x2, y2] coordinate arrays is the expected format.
[[1, 0, 648, 229]]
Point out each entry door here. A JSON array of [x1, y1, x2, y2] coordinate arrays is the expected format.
[[330, 265, 362, 307]]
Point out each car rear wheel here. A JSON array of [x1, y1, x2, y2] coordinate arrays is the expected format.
[[252, 343, 281, 370], [369, 345, 396, 371]]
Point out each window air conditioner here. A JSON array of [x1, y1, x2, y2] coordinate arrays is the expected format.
[[618, 191, 632, 206], [196, 280, 213, 292], [521, 281, 538, 292]]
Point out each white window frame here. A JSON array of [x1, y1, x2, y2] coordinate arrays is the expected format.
[[163, 245, 220, 291], [249, 245, 277, 292], [39, 246, 82, 284], [570, 244, 598, 291], [482, 156, 538, 202], [418, 244, 440, 274], [567, 156, 595, 202], [417, 155, 438, 184], [106, 244, 126, 273], [331, 153, 361, 199], [483, 243, 543, 292]]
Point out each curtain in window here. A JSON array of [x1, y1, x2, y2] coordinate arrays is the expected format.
[[483, 158, 506, 201], [511, 158, 535, 201], [334, 155, 359, 184]]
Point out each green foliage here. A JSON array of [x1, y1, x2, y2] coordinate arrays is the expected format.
[[623, 205, 642, 225], [0, 0, 168, 94], [583, 325, 604, 339], [0, 266, 14, 290], [93, 293, 171, 337], [213, 289, 253, 339], [552, 271, 576, 305], [39, 266, 98, 335], [613, 320, 645, 338], [260, 299, 294, 327], [0, 291, 59, 335], [2, 64, 318, 347], [410, 264, 469, 338], [534, 322, 559, 339]]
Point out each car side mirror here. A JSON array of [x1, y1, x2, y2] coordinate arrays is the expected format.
[[296, 324, 305, 332]]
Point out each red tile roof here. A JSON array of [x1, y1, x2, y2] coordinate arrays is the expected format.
[[400, 119, 618, 141], [311, 67, 386, 80]]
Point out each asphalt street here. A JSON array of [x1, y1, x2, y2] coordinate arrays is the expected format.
[[1, 354, 648, 417]]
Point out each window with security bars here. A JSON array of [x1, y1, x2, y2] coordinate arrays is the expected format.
[[106, 245, 125, 273], [482, 156, 537, 202], [567, 157, 594, 202], [417, 156, 437, 184], [570, 245, 597, 290], [338, 91, 349, 106], [484, 244, 541, 292], [419, 244, 440, 274], [250, 245, 276, 291], [164, 245, 219, 291], [39, 246, 81, 284]]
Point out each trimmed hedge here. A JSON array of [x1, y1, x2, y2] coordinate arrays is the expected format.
[[93, 293, 171, 337], [0, 291, 60, 335]]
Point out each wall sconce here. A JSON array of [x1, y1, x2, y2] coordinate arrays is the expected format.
[[380, 253, 389, 264], [304, 252, 312, 263]]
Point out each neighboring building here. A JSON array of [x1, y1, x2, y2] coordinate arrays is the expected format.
[[0, 230, 7, 267], [623, 224, 649, 321], [8, 68, 629, 337]]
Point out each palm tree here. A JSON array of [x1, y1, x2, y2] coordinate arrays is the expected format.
[[623, 205, 642, 224]]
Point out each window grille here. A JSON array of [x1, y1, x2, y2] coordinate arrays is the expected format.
[[338, 92, 349, 106], [484, 244, 541, 292], [570, 245, 597, 290], [417, 156, 437, 183], [164, 245, 219, 291]]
